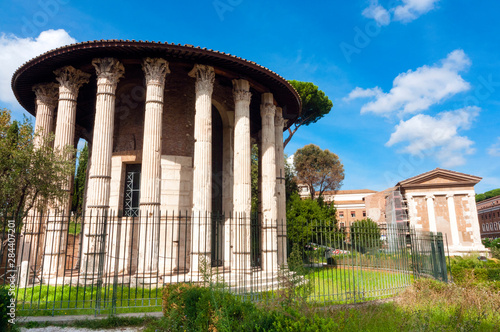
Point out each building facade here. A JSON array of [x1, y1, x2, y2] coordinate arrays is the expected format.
[[477, 195, 500, 239], [298, 186, 376, 226], [366, 168, 487, 255], [12, 40, 301, 284]]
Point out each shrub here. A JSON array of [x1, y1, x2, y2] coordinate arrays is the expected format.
[[0, 286, 15, 332]]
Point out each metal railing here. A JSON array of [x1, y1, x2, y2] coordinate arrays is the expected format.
[[0, 212, 448, 316]]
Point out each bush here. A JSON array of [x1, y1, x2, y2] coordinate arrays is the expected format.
[[350, 218, 381, 253], [0, 286, 15, 332], [450, 255, 500, 285]]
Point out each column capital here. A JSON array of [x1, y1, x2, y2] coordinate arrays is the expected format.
[[425, 194, 435, 200], [33, 83, 59, 108], [54, 66, 90, 95], [446, 193, 455, 199], [142, 58, 170, 85], [405, 194, 413, 200], [188, 64, 215, 95], [92, 58, 125, 87], [260, 92, 275, 118], [274, 107, 284, 128], [232, 79, 251, 103]]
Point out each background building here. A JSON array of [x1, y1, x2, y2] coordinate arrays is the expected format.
[[477, 195, 500, 239]]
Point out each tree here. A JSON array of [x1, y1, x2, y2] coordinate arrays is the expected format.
[[350, 218, 381, 253], [72, 142, 88, 214], [284, 154, 298, 201], [284, 80, 333, 148], [476, 188, 500, 202], [294, 144, 344, 200], [0, 108, 74, 228], [286, 193, 342, 249]]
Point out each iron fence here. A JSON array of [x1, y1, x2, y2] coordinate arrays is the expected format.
[[0, 211, 448, 316]]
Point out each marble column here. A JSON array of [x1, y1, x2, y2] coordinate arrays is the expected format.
[[467, 193, 486, 250], [260, 93, 278, 273], [188, 65, 215, 274], [446, 194, 460, 247], [274, 107, 287, 266], [42, 66, 90, 280], [232, 79, 252, 275], [425, 195, 437, 233], [19, 83, 58, 287], [80, 58, 124, 278], [137, 58, 169, 282]]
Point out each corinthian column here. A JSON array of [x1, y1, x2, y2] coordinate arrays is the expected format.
[[274, 107, 287, 266], [42, 66, 89, 281], [260, 93, 278, 273], [33, 83, 59, 148], [232, 79, 252, 276], [137, 58, 169, 283], [80, 58, 124, 278], [19, 83, 58, 288], [188, 64, 215, 274]]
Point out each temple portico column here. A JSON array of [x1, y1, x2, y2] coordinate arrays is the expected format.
[[446, 194, 460, 247], [274, 107, 287, 266], [232, 79, 252, 276], [425, 195, 437, 233], [260, 93, 277, 273], [467, 193, 486, 250], [19, 83, 58, 288], [42, 66, 90, 281], [188, 65, 215, 274], [80, 58, 124, 278], [137, 58, 169, 282]]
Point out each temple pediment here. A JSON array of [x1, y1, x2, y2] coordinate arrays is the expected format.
[[397, 168, 482, 189]]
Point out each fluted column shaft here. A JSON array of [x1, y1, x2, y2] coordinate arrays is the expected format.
[[81, 58, 124, 277], [189, 65, 215, 274], [260, 93, 278, 272], [274, 107, 287, 266], [232, 79, 252, 274], [137, 58, 169, 281], [19, 84, 58, 287], [42, 66, 89, 280]]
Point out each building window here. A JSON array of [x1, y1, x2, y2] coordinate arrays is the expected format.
[[351, 211, 356, 218], [495, 222, 499, 231], [363, 211, 366, 217], [486, 223, 490, 231], [482, 224, 485, 231], [339, 222, 345, 228], [339, 211, 344, 218], [123, 164, 141, 217]]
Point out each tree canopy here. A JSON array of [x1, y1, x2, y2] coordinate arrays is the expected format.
[[72, 142, 88, 214], [286, 193, 341, 249], [294, 144, 344, 199], [284, 80, 333, 148], [476, 188, 500, 202], [0, 108, 74, 228]]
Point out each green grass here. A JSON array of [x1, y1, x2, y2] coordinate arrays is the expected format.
[[16, 284, 162, 316], [306, 266, 413, 304]]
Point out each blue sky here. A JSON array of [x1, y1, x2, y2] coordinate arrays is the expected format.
[[0, 0, 499, 193]]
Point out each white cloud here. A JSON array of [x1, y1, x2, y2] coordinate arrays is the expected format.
[[393, 0, 440, 23], [362, 1, 390, 26], [346, 50, 471, 116], [386, 107, 480, 167], [362, 0, 439, 26], [343, 86, 383, 101], [0, 29, 76, 104], [488, 137, 500, 157]]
